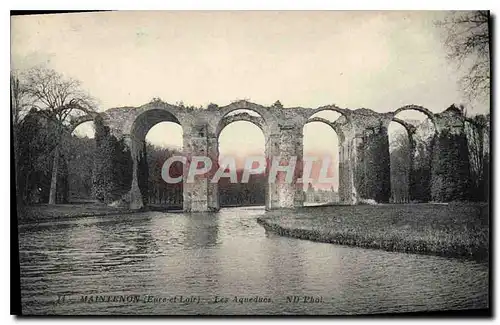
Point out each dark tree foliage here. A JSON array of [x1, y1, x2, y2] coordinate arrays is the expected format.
[[218, 171, 266, 207], [15, 109, 82, 204], [16, 113, 134, 205], [207, 103, 219, 110], [66, 136, 96, 201], [410, 136, 435, 203], [357, 124, 391, 203], [145, 144, 183, 208], [16, 109, 47, 204], [355, 141, 367, 199], [92, 116, 114, 202], [93, 116, 133, 203], [138, 142, 150, 204], [431, 129, 473, 202], [389, 133, 411, 203], [481, 153, 490, 201], [272, 100, 283, 109], [56, 153, 69, 203], [112, 140, 134, 201], [465, 114, 490, 202], [389, 127, 438, 204], [372, 127, 391, 203], [19, 66, 96, 205], [144, 144, 266, 208]]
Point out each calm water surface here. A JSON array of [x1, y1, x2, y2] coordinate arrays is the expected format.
[[18, 207, 489, 315]]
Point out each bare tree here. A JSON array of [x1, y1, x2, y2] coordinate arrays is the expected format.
[[437, 11, 490, 102], [11, 71, 31, 204], [11, 72, 30, 127], [20, 66, 96, 204]]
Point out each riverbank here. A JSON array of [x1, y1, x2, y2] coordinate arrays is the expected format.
[[257, 203, 489, 262], [16, 203, 142, 225]]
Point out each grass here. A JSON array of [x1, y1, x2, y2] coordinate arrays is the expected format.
[[16, 203, 139, 225], [257, 203, 489, 262]]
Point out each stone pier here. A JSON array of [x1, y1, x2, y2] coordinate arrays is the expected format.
[[266, 126, 304, 210]]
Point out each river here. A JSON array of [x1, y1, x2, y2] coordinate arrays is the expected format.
[[18, 207, 489, 315]]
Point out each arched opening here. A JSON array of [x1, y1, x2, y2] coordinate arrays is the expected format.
[[217, 120, 266, 208], [129, 108, 184, 210], [308, 110, 343, 123], [307, 106, 351, 127], [302, 119, 340, 206], [225, 109, 261, 117], [388, 109, 437, 203], [388, 120, 410, 203], [143, 121, 184, 210], [67, 121, 96, 203], [216, 109, 266, 136], [218, 101, 272, 126]]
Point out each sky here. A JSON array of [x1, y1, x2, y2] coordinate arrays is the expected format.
[[11, 11, 490, 189]]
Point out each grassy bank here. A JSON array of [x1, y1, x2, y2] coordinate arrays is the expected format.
[[257, 203, 489, 262], [16, 203, 141, 225]]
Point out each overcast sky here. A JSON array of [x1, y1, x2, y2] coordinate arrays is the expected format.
[[12, 11, 488, 112], [11, 11, 489, 189]]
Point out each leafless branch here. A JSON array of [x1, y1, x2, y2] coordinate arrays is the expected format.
[[19, 66, 97, 126], [436, 11, 490, 102]]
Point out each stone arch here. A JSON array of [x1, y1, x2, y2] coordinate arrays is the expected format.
[[69, 113, 98, 133], [302, 117, 344, 202], [121, 101, 186, 142], [301, 110, 356, 205], [305, 117, 345, 143], [303, 105, 355, 142], [216, 115, 268, 210], [389, 117, 425, 154], [387, 117, 416, 203], [130, 108, 183, 143], [392, 105, 438, 135], [306, 105, 353, 126], [219, 100, 272, 119], [215, 101, 274, 164], [215, 102, 272, 210], [390, 117, 418, 140], [64, 113, 100, 203], [217, 100, 277, 135], [216, 113, 268, 167], [216, 113, 266, 138], [120, 103, 187, 210], [389, 108, 438, 204]]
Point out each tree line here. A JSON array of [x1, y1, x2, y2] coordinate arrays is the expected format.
[[12, 67, 97, 205], [140, 144, 266, 208], [389, 111, 490, 203]]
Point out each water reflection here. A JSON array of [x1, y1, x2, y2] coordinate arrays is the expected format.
[[182, 213, 220, 249], [18, 207, 489, 315], [76, 214, 159, 270]]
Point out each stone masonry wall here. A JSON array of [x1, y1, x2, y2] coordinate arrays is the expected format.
[[93, 100, 470, 211]]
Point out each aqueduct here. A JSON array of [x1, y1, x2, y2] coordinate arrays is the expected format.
[[71, 99, 468, 212]]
